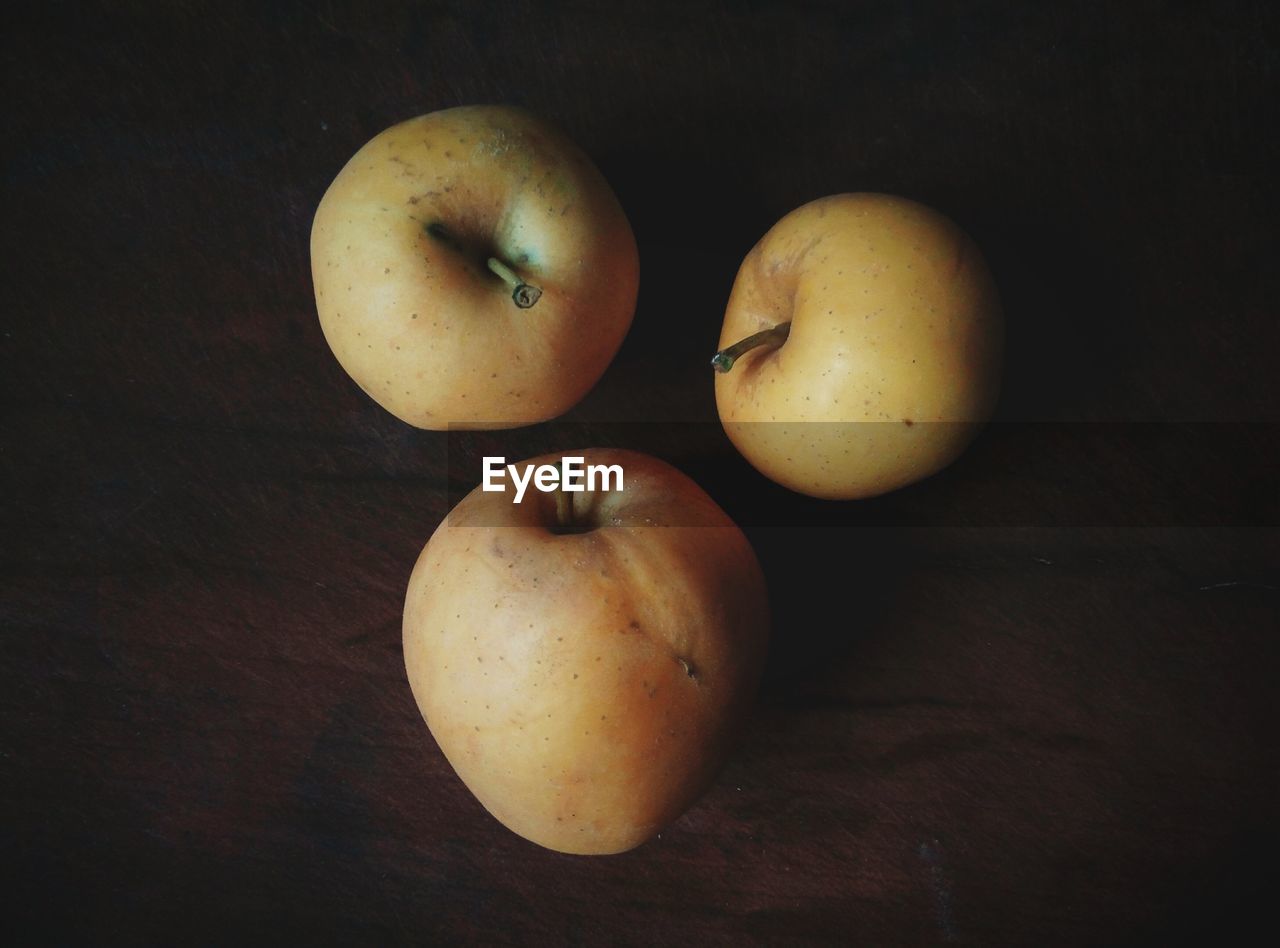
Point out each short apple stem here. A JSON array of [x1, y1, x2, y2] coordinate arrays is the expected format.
[[711, 321, 792, 373], [555, 484, 572, 531], [486, 257, 543, 309]]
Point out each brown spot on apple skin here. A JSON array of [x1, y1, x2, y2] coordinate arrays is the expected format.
[[903, 418, 914, 426]]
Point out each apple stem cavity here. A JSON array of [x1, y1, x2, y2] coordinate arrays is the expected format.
[[487, 256, 543, 309], [711, 321, 792, 373]]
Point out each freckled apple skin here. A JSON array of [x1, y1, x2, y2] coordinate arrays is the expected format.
[[714, 193, 1003, 499], [311, 105, 639, 429], [402, 449, 769, 854]]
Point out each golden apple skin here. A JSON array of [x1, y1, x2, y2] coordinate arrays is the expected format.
[[402, 449, 768, 855], [311, 106, 639, 429], [714, 193, 1003, 499]]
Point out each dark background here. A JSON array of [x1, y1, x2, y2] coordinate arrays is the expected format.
[[3, 1, 1278, 944]]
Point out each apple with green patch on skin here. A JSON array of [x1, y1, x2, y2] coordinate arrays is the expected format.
[[712, 193, 1003, 499], [402, 448, 769, 854], [311, 105, 639, 429]]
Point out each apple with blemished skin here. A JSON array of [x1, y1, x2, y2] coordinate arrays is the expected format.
[[402, 448, 769, 855], [713, 193, 1003, 499], [311, 105, 639, 429]]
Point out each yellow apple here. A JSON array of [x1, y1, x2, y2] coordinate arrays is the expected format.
[[713, 193, 1003, 499], [402, 449, 769, 854], [311, 105, 639, 429]]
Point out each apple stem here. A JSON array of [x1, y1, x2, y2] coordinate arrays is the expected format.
[[711, 321, 792, 373], [555, 484, 572, 531], [486, 257, 543, 309]]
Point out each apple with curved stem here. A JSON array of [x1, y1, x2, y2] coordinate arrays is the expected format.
[[311, 105, 639, 430], [713, 193, 1003, 499], [402, 448, 769, 855]]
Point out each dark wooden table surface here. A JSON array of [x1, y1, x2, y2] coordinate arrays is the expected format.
[[4, 2, 1277, 944]]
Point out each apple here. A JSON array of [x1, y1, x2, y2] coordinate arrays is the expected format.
[[311, 105, 639, 429], [402, 448, 769, 854], [712, 193, 1003, 499]]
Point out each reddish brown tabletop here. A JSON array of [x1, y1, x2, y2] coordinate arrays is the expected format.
[[3, 3, 1277, 944]]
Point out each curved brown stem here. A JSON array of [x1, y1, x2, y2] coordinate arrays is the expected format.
[[711, 321, 792, 373]]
